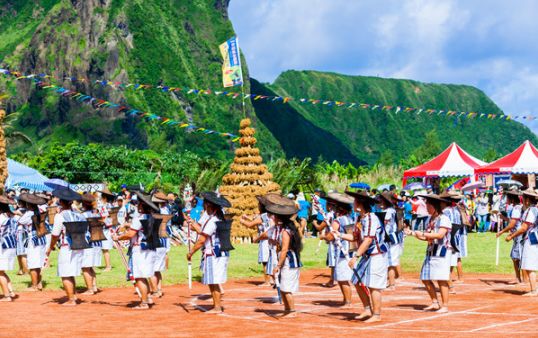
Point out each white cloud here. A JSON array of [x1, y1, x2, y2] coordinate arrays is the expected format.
[[229, 0, 538, 133]]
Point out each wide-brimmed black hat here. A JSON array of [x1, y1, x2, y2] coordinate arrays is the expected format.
[[379, 191, 400, 206], [505, 190, 522, 196], [439, 191, 463, 202], [0, 195, 14, 205], [345, 190, 377, 205], [202, 191, 231, 208], [522, 189, 538, 199], [99, 187, 115, 198], [53, 188, 82, 202], [326, 192, 354, 206], [264, 194, 298, 216], [18, 193, 47, 205], [133, 191, 160, 212], [417, 194, 450, 204], [81, 193, 95, 203]]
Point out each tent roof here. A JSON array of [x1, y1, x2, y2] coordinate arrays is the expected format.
[[5, 158, 51, 191], [475, 140, 538, 175], [403, 142, 486, 178]]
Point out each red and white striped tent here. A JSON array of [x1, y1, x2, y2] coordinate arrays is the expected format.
[[403, 143, 486, 182], [475, 140, 538, 175]]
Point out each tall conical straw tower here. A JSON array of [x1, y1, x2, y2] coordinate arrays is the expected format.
[[0, 95, 7, 194], [220, 118, 280, 241]]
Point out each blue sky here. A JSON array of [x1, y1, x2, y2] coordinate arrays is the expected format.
[[229, 0, 538, 134]]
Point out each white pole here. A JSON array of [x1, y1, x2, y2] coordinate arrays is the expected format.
[[495, 218, 500, 265]]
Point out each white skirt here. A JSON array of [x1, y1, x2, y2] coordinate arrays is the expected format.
[[388, 243, 402, 267], [131, 246, 156, 279], [101, 228, 113, 250], [334, 255, 352, 281], [420, 252, 452, 281], [202, 255, 228, 285], [352, 253, 388, 289], [280, 265, 300, 293], [93, 247, 102, 267], [154, 247, 167, 272], [521, 240, 538, 271], [258, 240, 270, 264], [0, 248, 16, 271], [450, 250, 460, 267], [57, 247, 84, 277], [27, 242, 46, 270]]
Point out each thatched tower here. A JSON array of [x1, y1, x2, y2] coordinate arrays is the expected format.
[[0, 96, 7, 194], [220, 118, 280, 241]]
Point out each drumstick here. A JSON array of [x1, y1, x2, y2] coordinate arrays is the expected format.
[[495, 221, 500, 266], [332, 232, 370, 296], [274, 268, 282, 304], [185, 209, 193, 289]]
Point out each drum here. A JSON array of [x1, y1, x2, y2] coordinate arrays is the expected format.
[[87, 217, 107, 242], [109, 207, 120, 226], [140, 217, 163, 250], [47, 206, 58, 224], [458, 205, 471, 227], [64, 221, 91, 250], [31, 213, 49, 238], [396, 208, 405, 230], [345, 223, 358, 251], [152, 214, 173, 238]]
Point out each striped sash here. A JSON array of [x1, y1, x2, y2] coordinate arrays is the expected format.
[[286, 250, 302, 268]]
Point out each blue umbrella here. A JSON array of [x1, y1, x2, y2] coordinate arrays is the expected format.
[[44, 178, 70, 190], [349, 182, 370, 190], [403, 182, 425, 191]]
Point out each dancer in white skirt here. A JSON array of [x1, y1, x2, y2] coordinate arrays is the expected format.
[[507, 189, 538, 295], [150, 193, 171, 298], [187, 192, 232, 314], [439, 192, 464, 290], [497, 190, 524, 284], [405, 194, 452, 313], [262, 194, 301, 317], [46, 188, 86, 306], [0, 195, 18, 301], [379, 191, 403, 290], [313, 203, 336, 288], [325, 192, 355, 307], [343, 190, 388, 323], [80, 193, 101, 295], [98, 188, 115, 271], [17, 193, 48, 291], [241, 195, 272, 286], [113, 191, 159, 310]]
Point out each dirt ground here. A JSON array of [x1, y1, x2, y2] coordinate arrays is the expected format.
[[1, 269, 538, 337]]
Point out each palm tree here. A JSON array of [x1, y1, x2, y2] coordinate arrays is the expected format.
[[0, 94, 7, 193]]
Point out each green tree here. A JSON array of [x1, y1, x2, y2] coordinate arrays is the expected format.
[[483, 147, 498, 163]]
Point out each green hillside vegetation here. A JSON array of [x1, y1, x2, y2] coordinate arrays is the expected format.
[[258, 70, 538, 164], [0, 0, 283, 159]]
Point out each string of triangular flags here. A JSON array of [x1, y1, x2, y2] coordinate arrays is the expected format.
[[0, 69, 240, 141], [2, 68, 536, 122]]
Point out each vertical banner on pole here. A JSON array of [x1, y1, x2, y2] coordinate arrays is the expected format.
[[219, 37, 243, 88]]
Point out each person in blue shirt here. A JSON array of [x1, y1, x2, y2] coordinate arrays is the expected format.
[[296, 193, 310, 237]]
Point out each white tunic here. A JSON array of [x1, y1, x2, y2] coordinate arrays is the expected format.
[[200, 214, 229, 285], [521, 207, 538, 271], [19, 210, 47, 270], [129, 214, 156, 279], [420, 215, 452, 281], [52, 209, 85, 277], [0, 214, 17, 271]]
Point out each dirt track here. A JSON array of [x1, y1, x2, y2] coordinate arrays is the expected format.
[[1, 270, 537, 337]]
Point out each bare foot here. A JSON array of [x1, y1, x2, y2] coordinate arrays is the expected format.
[[356, 310, 372, 320], [449, 287, 456, 295], [103, 267, 112, 272], [424, 303, 440, 311], [259, 282, 271, 287], [133, 303, 150, 310], [364, 314, 381, 323], [341, 302, 353, 308], [453, 280, 464, 284], [435, 307, 449, 313], [147, 297, 155, 305], [0, 297, 13, 302], [322, 282, 336, 288], [205, 307, 223, 314], [25, 286, 39, 292], [17, 270, 24, 276], [522, 291, 538, 297], [81, 290, 95, 295], [386, 285, 396, 291], [281, 310, 297, 318], [62, 300, 77, 307]]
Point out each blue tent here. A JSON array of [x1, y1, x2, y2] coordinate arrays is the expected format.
[[5, 158, 51, 191]]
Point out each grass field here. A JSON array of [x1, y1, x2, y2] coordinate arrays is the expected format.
[[9, 232, 516, 291]]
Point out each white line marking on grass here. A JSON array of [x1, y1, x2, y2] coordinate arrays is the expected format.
[[469, 318, 537, 332]]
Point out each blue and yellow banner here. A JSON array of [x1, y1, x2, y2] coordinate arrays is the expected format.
[[219, 37, 243, 88]]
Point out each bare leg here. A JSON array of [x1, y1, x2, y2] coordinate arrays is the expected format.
[[150, 272, 163, 296], [262, 263, 271, 285], [437, 281, 449, 312], [0, 272, 12, 301], [28, 269, 40, 290], [281, 292, 296, 317], [17, 255, 28, 274], [388, 267, 396, 289], [338, 281, 352, 306], [355, 283, 372, 319], [61, 277, 77, 306], [207, 284, 223, 313], [523, 271, 537, 296], [134, 278, 150, 309], [364, 288, 382, 323], [422, 280, 440, 310], [511, 259, 522, 283], [456, 259, 464, 281], [103, 250, 111, 271], [396, 265, 402, 279], [81, 268, 95, 294]]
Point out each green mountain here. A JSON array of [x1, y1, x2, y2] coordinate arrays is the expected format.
[[1, 1, 536, 166], [255, 70, 538, 164], [0, 0, 282, 159]]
